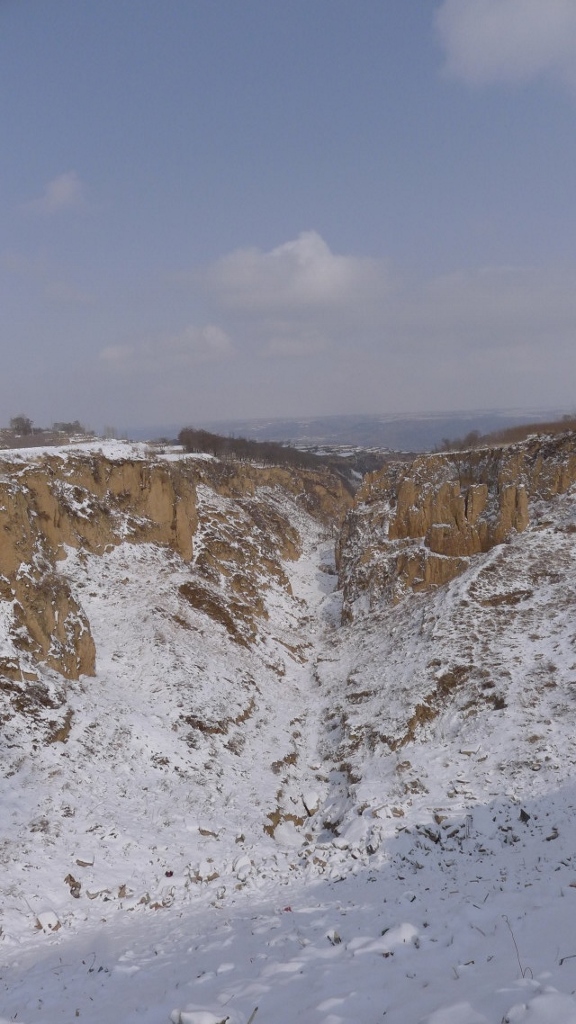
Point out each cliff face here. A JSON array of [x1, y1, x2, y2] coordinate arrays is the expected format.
[[5, 432, 576, 691], [0, 453, 199, 687], [0, 447, 351, 702], [337, 432, 576, 619]]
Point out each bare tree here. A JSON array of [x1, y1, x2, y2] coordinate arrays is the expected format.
[[10, 415, 33, 435]]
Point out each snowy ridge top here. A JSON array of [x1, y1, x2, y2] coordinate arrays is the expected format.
[[0, 438, 219, 466]]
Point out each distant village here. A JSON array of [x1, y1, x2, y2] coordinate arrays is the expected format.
[[0, 416, 103, 450]]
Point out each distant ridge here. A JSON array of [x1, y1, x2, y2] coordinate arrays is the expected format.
[[126, 408, 570, 451]]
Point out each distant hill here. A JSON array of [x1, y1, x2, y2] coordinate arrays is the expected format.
[[127, 408, 569, 451]]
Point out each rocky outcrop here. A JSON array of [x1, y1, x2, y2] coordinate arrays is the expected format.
[[0, 454, 200, 684], [0, 448, 351, 685], [0, 454, 199, 567], [338, 431, 576, 619]]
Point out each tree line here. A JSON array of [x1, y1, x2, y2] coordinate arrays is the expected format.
[[436, 415, 576, 452], [178, 427, 325, 471], [6, 416, 89, 437]]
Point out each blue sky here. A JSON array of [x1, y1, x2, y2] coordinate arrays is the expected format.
[[2, 0, 576, 433]]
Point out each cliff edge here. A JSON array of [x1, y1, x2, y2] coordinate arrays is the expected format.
[[337, 431, 576, 619]]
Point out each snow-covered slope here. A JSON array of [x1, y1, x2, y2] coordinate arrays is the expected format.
[[3, 437, 576, 1023], [0, 443, 351, 941]]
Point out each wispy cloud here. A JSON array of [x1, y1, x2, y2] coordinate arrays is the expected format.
[[100, 324, 234, 372], [2, 249, 94, 304], [262, 329, 330, 359], [182, 232, 576, 373], [99, 234, 576, 418], [436, 0, 576, 92], [24, 171, 88, 215]]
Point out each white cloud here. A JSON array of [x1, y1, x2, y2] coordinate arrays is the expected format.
[[436, 0, 576, 90], [185, 232, 576, 375], [201, 230, 387, 312], [96, 235, 576, 419], [99, 324, 233, 373], [25, 171, 87, 214], [191, 231, 392, 359], [165, 324, 233, 361]]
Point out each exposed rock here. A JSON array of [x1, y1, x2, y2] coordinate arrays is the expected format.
[[75, 854, 95, 867], [35, 911, 61, 933], [0, 448, 351, 690], [338, 431, 576, 618]]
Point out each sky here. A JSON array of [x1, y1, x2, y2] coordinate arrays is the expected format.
[[2, 0, 576, 434]]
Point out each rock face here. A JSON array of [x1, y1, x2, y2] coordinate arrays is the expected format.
[[0, 448, 351, 689], [337, 432, 576, 619], [5, 432, 576, 686]]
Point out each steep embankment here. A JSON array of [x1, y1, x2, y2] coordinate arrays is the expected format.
[[0, 442, 352, 942], [0, 442, 348, 692], [319, 430, 576, 849]]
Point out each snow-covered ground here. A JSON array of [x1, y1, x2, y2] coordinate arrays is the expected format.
[[2, 444, 576, 1022], [4, 798, 576, 1023]]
